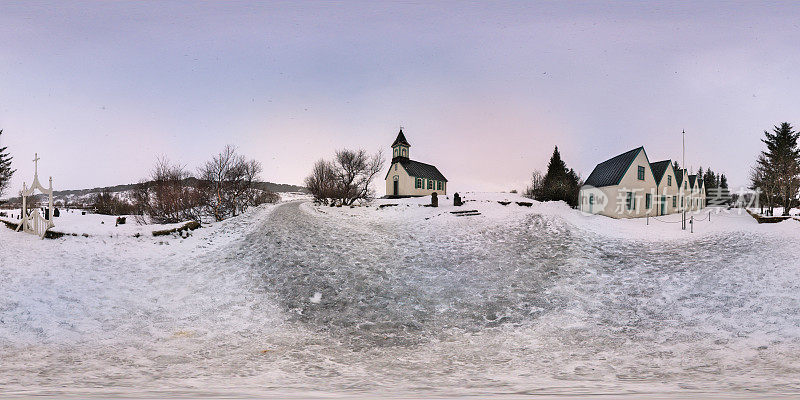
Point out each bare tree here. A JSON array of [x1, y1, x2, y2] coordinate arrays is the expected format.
[[92, 189, 133, 215], [305, 160, 338, 205], [751, 153, 778, 215], [305, 149, 384, 206], [131, 179, 151, 224], [524, 170, 544, 199], [198, 145, 275, 221], [133, 157, 202, 224]]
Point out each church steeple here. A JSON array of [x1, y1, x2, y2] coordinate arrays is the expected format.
[[391, 128, 410, 163]]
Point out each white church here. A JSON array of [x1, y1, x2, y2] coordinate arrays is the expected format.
[[384, 129, 448, 197]]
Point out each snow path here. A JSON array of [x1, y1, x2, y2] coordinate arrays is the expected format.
[[1, 199, 800, 397], [234, 201, 800, 395]]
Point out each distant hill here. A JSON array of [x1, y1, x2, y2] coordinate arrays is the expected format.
[[50, 178, 306, 197], [0, 179, 306, 206]]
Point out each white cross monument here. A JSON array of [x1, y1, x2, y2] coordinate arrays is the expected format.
[[16, 153, 55, 239]]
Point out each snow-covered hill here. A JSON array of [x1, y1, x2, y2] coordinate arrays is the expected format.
[[1, 192, 799, 398]]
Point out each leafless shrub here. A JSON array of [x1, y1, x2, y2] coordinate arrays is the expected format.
[[134, 157, 202, 224], [92, 189, 134, 215], [198, 145, 276, 221], [523, 170, 544, 199], [305, 149, 384, 206]]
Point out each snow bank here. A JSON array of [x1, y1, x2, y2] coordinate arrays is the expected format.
[[322, 192, 800, 242]]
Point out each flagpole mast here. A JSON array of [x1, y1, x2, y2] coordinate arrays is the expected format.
[[682, 130, 686, 230]]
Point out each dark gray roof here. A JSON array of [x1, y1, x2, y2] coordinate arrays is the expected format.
[[401, 159, 447, 181], [675, 169, 684, 186], [650, 160, 672, 185], [391, 129, 410, 147], [386, 159, 447, 181], [688, 175, 697, 188], [584, 147, 644, 187]]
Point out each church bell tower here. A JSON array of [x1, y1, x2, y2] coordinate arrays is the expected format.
[[391, 128, 410, 164]]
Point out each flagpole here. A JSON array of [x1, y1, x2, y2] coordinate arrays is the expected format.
[[682, 130, 686, 230]]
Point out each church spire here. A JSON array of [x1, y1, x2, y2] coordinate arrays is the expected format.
[[391, 128, 410, 163], [392, 128, 410, 147]]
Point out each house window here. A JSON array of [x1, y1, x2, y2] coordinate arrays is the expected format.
[[626, 192, 634, 210], [427, 180, 433, 189], [668, 175, 672, 186], [681, 197, 684, 207], [589, 194, 594, 205], [637, 166, 645, 180], [672, 197, 676, 207], [437, 181, 442, 190], [415, 178, 422, 189], [645, 193, 651, 209]]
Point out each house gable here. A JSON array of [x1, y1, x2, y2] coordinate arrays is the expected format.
[[584, 147, 652, 188], [649, 160, 672, 186], [385, 161, 409, 181], [615, 147, 656, 188]]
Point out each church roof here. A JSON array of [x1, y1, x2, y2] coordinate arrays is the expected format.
[[584, 147, 645, 188], [391, 129, 411, 147], [386, 159, 447, 182], [649, 159, 672, 185]]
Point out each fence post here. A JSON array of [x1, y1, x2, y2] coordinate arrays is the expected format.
[[647, 215, 649, 225], [690, 215, 694, 233]]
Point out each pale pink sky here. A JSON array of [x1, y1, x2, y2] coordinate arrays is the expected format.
[[2, 2, 800, 196]]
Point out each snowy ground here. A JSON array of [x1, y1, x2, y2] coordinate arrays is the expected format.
[[1, 192, 799, 398], [1, 209, 187, 237]]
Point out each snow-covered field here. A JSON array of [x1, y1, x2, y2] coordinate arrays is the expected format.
[[1, 192, 799, 398], [1, 209, 187, 237]]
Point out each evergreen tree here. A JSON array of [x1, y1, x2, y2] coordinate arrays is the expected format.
[[0, 130, 16, 198], [719, 174, 728, 189], [702, 168, 717, 191], [760, 122, 800, 215], [535, 146, 581, 207]]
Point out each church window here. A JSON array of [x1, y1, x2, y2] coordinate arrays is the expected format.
[[415, 178, 421, 188], [402, 149, 407, 157], [427, 180, 433, 189], [437, 181, 442, 190]]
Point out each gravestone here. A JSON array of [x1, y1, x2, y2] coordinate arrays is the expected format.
[[53, 208, 60, 217], [454, 192, 463, 207], [431, 192, 438, 207]]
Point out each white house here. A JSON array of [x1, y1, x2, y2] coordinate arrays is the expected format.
[[649, 159, 678, 216], [384, 129, 447, 197], [579, 147, 706, 218]]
